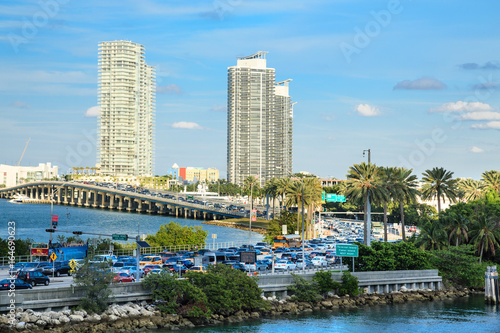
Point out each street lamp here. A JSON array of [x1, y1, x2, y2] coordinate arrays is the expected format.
[[363, 149, 372, 247]]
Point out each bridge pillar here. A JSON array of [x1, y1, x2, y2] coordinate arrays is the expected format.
[[126, 198, 133, 211], [136, 200, 143, 213], [109, 194, 115, 209], [146, 201, 155, 214], [77, 189, 83, 206], [70, 188, 75, 205], [157, 203, 164, 214], [63, 187, 69, 204], [101, 192, 106, 208], [57, 187, 63, 204], [175, 207, 179, 217], [184, 209, 188, 218], [91, 191, 97, 207], [203, 212, 207, 220], [117, 196, 123, 211]]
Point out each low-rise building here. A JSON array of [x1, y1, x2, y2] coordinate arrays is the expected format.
[[0, 163, 59, 187]]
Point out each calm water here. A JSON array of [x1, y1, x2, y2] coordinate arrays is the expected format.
[[0, 199, 263, 246], [169, 296, 499, 333]]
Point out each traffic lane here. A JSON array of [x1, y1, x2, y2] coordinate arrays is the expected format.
[[0, 270, 74, 289]]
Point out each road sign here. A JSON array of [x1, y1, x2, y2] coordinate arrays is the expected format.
[[112, 234, 128, 241], [69, 259, 78, 270], [336, 244, 359, 257], [212, 234, 217, 239], [50, 253, 57, 261], [326, 194, 346, 202]]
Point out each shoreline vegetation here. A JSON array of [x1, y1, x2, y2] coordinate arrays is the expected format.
[[2, 287, 479, 332], [202, 219, 268, 234]]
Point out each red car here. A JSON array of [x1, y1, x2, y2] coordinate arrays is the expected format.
[[143, 265, 162, 275], [114, 273, 135, 283]]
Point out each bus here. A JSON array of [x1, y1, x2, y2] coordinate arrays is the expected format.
[[272, 235, 302, 249]]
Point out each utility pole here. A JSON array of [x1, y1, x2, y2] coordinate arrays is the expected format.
[[249, 182, 253, 246], [363, 149, 371, 247], [301, 178, 305, 272]]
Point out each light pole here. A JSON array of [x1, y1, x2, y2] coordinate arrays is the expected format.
[[363, 149, 371, 247], [249, 181, 253, 246], [300, 178, 305, 272]]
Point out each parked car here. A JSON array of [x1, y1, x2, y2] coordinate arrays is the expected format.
[[16, 271, 50, 286], [112, 262, 126, 273], [312, 257, 328, 267], [0, 279, 32, 290], [188, 265, 208, 273], [21, 262, 51, 273], [113, 273, 135, 283], [42, 261, 72, 277], [275, 259, 297, 271]]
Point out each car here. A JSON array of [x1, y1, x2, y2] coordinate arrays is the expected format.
[[295, 259, 314, 269], [158, 252, 176, 262], [21, 262, 51, 273], [16, 271, 50, 286], [311, 257, 328, 267], [275, 259, 297, 271], [188, 265, 208, 273], [0, 279, 33, 290], [244, 262, 257, 271], [143, 264, 162, 275], [255, 260, 269, 271], [112, 262, 126, 273], [9, 262, 28, 274], [139, 256, 162, 267], [119, 266, 144, 278], [113, 273, 135, 283], [42, 261, 72, 277]]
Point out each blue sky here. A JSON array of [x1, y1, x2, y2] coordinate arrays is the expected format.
[[1, 0, 499, 180]]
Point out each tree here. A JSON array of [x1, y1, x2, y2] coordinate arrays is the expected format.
[[286, 180, 310, 232], [264, 177, 279, 219], [469, 213, 500, 263], [482, 170, 500, 194], [264, 211, 298, 242], [345, 162, 389, 245], [458, 178, 485, 202], [379, 167, 399, 242], [414, 220, 447, 250], [394, 167, 420, 241], [277, 177, 294, 210], [72, 257, 115, 313], [243, 175, 260, 213], [441, 212, 469, 247], [146, 222, 208, 249], [421, 167, 458, 214], [303, 177, 323, 239]]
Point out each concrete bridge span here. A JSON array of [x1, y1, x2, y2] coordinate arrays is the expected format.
[[0, 181, 245, 220]]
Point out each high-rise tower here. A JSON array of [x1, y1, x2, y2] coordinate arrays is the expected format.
[[97, 41, 155, 177], [227, 51, 293, 185]]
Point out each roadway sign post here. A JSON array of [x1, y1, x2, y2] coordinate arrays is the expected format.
[[50, 253, 57, 278], [336, 244, 358, 273], [112, 234, 128, 241]]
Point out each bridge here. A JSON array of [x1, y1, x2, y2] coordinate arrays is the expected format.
[[0, 181, 245, 220]]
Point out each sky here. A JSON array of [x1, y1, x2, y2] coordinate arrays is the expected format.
[[1, 0, 499, 180]]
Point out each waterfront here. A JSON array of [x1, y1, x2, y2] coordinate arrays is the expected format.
[[0, 199, 263, 246], [171, 295, 499, 333]]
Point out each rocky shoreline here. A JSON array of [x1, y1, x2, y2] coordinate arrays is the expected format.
[[202, 220, 268, 234], [1, 287, 479, 332]]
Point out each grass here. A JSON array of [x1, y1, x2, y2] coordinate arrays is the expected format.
[[221, 218, 270, 229]]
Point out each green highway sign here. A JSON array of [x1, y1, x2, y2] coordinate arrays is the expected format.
[[336, 244, 359, 257], [326, 194, 346, 202], [112, 234, 128, 241]]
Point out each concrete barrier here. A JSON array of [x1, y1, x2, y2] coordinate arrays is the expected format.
[[0, 270, 442, 312]]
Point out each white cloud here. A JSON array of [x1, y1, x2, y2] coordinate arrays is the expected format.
[[470, 146, 484, 153], [355, 104, 380, 117], [459, 111, 500, 121], [157, 84, 183, 95], [393, 76, 446, 90], [11, 100, 30, 108], [471, 121, 500, 130], [171, 121, 203, 130], [429, 101, 493, 113], [84, 106, 100, 117]]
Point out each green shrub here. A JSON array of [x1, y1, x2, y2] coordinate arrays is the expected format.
[[185, 264, 268, 316], [429, 245, 490, 289], [142, 272, 210, 318], [338, 272, 361, 296], [287, 273, 320, 302], [312, 270, 341, 294]]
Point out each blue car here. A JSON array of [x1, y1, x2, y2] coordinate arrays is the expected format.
[[0, 279, 32, 290]]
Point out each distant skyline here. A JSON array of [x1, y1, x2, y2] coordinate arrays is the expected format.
[[1, 0, 499, 180]]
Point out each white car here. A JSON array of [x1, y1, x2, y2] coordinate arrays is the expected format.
[[244, 263, 257, 271], [274, 259, 297, 271], [312, 257, 328, 267]]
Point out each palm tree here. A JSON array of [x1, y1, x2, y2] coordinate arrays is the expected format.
[[458, 178, 485, 202], [264, 178, 279, 219], [394, 167, 420, 241], [421, 167, 458, 214], [243, 176, 260, 215], [415, 220, 447, 250], [379, 167, 399, 242], [345, 162, 389, 245], [286, 180, 307, 232], [443, 212, 469, 247], [303, 177, 323, 239], [481, 170, 500, 194], [470, 214, 500, 263], [277, 177, 294, 210]]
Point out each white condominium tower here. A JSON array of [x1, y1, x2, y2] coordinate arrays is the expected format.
[[97, 41, 155, 177], [227, 51, 293, 186]]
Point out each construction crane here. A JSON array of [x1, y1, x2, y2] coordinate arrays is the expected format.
[[16, 138, 31, 166]]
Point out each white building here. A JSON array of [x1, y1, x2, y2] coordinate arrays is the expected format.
[[0, 163, 59, 187], [227, 51, 293, 185], [97, 40, 156, 177]]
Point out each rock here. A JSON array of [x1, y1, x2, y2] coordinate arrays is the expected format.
[[108, 314, 119, 322], [51, 319, 61, 326], [321, 300, 333, 308], [400, 286, 408, 292], [59, 315, 70, 324], [128, 309, 141, 317], [250, 312, 260, 319], [40, 315, 51, 324], [16, 322, 26, 330], [69, 314, 84, 323], [62, 310, 71, 316], [35, 319, 48, 326]]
